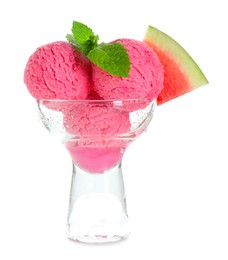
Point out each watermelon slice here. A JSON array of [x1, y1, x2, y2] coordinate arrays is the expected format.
[[143, 26, 209, 105]]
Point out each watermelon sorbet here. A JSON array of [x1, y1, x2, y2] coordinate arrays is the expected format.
[[63, 101, 131, 173], [66, 145, 127, 173]]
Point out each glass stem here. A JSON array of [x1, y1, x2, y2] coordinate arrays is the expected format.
[[66, 161, 129, 243]]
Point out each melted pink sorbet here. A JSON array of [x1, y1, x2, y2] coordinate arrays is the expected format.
[[66, 145, 127, 173]]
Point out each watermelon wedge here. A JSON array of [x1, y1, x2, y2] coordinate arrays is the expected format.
[[143, 26, 209, 105]]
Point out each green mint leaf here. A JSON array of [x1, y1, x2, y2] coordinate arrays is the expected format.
[[87, 42, 130, 77], [66, 34, 82, 51], [66, 33, 92, 55], [70, 21, 99, 55], [72, 21, 95, 44]]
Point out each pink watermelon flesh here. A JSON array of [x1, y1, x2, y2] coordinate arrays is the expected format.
[[143, 26, 208, 105], [144, 41, 191, 105]]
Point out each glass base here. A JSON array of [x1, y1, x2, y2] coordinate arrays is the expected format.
[[66, 162, 129, 243]]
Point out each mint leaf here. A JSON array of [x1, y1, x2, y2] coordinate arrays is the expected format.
[[70, 21, 99, 55], [72, 21, 96, 44], [88, 43, 130, 77], [66, 34, 82, 51]]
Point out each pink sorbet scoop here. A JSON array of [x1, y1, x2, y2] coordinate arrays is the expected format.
[[24, 41, 91, 100], [92, 38, 164, 101], [64, 102, 131, 173]]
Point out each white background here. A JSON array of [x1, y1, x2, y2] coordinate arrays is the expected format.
[[0, 0, 227, 259]]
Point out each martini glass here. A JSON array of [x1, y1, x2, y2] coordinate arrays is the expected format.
[[37, 98, 156, 243]]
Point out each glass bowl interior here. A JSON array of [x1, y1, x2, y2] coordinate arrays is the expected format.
[[37, 98, 156, 142]]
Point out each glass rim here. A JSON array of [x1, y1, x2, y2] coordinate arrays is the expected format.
[[37, 97, 156, 104]]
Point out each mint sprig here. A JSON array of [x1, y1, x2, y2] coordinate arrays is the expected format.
[[66, 21, 130, 77]]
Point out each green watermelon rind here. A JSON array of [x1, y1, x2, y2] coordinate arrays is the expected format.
[[144, 25, 209, 89]]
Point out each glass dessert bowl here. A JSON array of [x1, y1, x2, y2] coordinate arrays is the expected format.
[[37, 98, 156, 243]]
